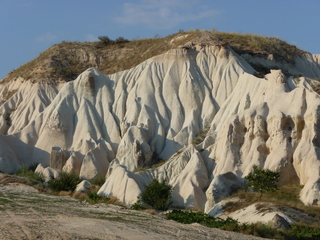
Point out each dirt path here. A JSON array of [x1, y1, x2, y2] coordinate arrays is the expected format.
[[0, 178, 266, 240]]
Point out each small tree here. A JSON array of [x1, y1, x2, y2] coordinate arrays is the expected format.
[[245, 165, 280, 199], [98, 36, 113, 45], [114, 37, 129, 44], [140, 179, 173, 211]]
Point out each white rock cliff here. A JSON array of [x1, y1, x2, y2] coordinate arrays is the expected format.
[[0, 44, 320, 209]]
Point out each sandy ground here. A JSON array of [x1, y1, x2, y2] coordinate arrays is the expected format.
[[0, 175, 266, 240]]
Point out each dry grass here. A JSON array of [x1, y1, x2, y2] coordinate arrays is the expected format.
[[59, 191, 73, 196], [224, 184, 320, 222], [142, 209, 158, 215], [4, 32, 199, 83], [4, 30, 305, 84], [212, 31, 304, 63]]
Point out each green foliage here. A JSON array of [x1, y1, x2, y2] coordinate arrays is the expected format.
[[166, 210, 238, 228], [98, 36, 113, 45], [28, 162, 40, 172], [245, 165, 280, 198], [15, 165, 44, 183], [140, 179, 173, 211], [87, 192, 110, 203], [130, 198, 145, 210], [90, 175, 105, 186], [288, 225, 320, 239], [166, 210, 320, 239], [47, 172, 81, 192], [114, 37, 129, 44]]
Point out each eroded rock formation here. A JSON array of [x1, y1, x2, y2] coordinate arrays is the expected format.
[[1, 43, 320, 209]]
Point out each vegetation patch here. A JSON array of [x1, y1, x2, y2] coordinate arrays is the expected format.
[[15, 165, 44, 183], [47, 172, 81, 192], [166, 210, 320, 239], [87, 192, 110, 204], [211, 31, 304, 64], [4, 29, 305, 84], [90, 175, 106, 186], [245, 165, 280, 199], [192, 125, 210, 145], [132, 179, 173, 211]]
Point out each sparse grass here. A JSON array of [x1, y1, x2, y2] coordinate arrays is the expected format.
[[226, 185, 320, 216], [192, 125, 210, 145], [166, 210, 320, 239], [87, 192, 110, 204], [2, 89, 18, 101], [90, 175, 105, 186], [14, 165, 44, 183], [47, 172, 81, 192], [133, 159, 168, 173], [4, 32, 198, 82], [4, 30, 305, 84], [212, 31, 304, 64], [72, 190, 122, 205]]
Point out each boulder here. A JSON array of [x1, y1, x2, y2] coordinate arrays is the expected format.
[[272, 214, 291, 230], [35, 164, 60, 182], [75, 180, 91, 193], [205, 172, 245, 212]]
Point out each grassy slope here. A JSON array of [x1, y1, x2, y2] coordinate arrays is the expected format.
[[2, 30, 306, 84]]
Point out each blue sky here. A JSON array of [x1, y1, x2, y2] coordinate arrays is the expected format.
[[1, 0, 319, 79]]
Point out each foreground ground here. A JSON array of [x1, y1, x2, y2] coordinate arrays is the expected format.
[[0, 175, 266, 240]]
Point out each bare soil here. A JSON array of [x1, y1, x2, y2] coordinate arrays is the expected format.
[[0, 174, 265, 240]]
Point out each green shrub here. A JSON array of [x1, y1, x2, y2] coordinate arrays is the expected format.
[[140, 179, 173, 211], [98, 36, 113, 45], [90, 175, 105, 186], [114, 37, 129, 44], [130, 198, 145, 210], [166, 210, 238, 228], [166, 210, 320, 239], [288, 225, 320, 239], [15, 165, 44, 183], [28, 162, 40, 172], [88, 192, 110, 203], [245, 165, 280, 199], [47, 172, 81, 192]]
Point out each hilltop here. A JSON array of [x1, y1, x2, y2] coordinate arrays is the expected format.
[[2, 30, 311, 82]]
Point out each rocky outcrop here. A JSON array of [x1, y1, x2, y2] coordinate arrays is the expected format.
[[272, 214, 291, 230], [0, 43, 320, 210]]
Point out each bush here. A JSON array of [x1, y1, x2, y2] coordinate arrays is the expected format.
[[130, 198, 145, 210], [114, 37, 129, 44], [15, 165, 44, 183], [98, 36, 113, 45], [90, 175, 105, 186], [47, 172, 81, 192], [140, 179, 173, 211], [88, 192, 110, 203], [245, 165, 280, 199]]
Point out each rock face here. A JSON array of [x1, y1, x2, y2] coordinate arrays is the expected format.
[[1, 43, 320, 209], [272, 214, 291, 230]]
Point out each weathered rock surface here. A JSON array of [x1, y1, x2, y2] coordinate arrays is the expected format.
[[272, 214, 291, 230], [35, 164, 60, 182], [0, 43, 320, 210], [75, 180, 91, 193]]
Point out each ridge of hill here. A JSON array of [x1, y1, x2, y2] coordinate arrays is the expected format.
[[2, 30, 309, 84]]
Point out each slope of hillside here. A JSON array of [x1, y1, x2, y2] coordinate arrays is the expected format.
[[1, 31, 320, 214]]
